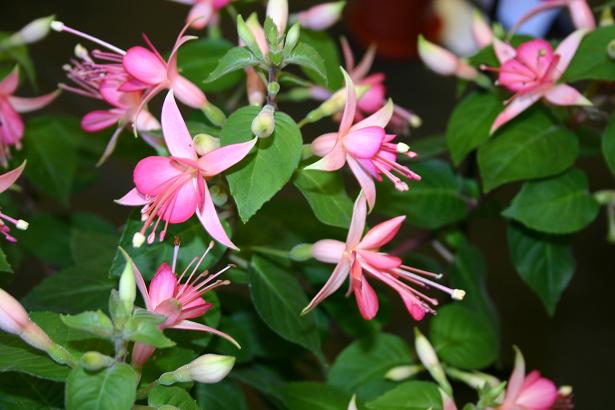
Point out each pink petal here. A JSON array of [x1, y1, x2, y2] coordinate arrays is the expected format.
[[161, 91, 198, 160], [400, 291, 427, 321], [472, 11, 493, 49], [171, 75, 207, 109], [516, 39, 554, 78], [213, 0, 232, 9], [343, 126, 385, 159], [570, 1, 595, 30], [418, 37, 459, 76], [346, 191, 367, 248], [0, 67, 19, 96], [490, 91, 543, 134], [302, 255, 352, 315], [187, 2, 214, 29], [352, 44, 377, 81], [0, 161, 25, 194], [123, 46, 168, 85], [115, 187, 149, 206], [352, 261, 379, 320], [162, 178, 199, 224], [553, 29, 589, 80], [0, 99, 24, 145], [359, 216, 406, 250], [350, 99, 394, 132], [196, 183, 238, 250], [505, 347, 527, 403], [198, 137, 257, 177], [347, 156, 376, 211], [97, 126, 125, 167], [543, 84, 591, 106], [341, 37, 355, 72], [357, 83, 386, 114], [516, 372, 557, 409], [357, 250, 401, 270], [305, 143, 347, 172], [312, 239, 345, 264], [134, 109, 161, 132], [493, 38, 516, 63], [173, 319, 241, 349], [134, 156, 185, 196], [8, 90, 60, 113], [81, 109, 122, 132], [339, 69, 357, 135], [148, 263, 178, 309], [119, 78, 150, 92], [311, 132, 339, 157]]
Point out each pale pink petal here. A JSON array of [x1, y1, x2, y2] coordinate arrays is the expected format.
[[0, 67, 19, 96], [516, 372, 557, 409], [357, 83, 386, 114], [187, 2, 214, 29], [123, 46, 168, 85], [115, 187, 149, 206], [553, 29, 589, 80], [0, 99, 24, 144], [0, 161, 25, 193], [472, 11, 492, 49], [346, 191, 367, 248], [8, 90, 60, 113], [544, 84, 592, 106], [134, 109, 161, 132], [302, 255, 352, 314], [312, 239, 345, 264], [339, 69, 357, 135], [343, 126, 385, 159], [347, 156, 376, 211], [160, 178, 199, 224], [352, 44, 377, 81], [357, 250, 401, 270], [196, 183, 238, 250], [96, 126, 125, 167], [493, 38, 516, 63], [359, 216, 406, 250], [311, 132, 339, 156], [134, 156, 185, 196], [161, 91, 198, 160], [173, 319, 241, 349], [341, 37, 355, 71], [245, 16, 268, 55], [148, 263, 178, 309], [505, 347, 527, 403], [418, 37, 458, 76], [81, 109, 122, 132], [352, 261, 379, 320], [570, 1, 595, 30], [172, 75, 207, 109], [198, 137, 257, 177], [490, 91, 543, 134], [350, 99, 394, 131], [305, 143, 347, 171]]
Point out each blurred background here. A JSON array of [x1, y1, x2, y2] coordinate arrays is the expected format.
[[1, 0, 613, 407]]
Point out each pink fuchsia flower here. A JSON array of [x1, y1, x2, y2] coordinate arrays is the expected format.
[[307, 70, 420, 210], [484, 29, 592, 134], [117, 91, 256, 250], [293, 2, 346, 31], [509, 0, 595, 37], [129, 240, 240, 368], [0, 67, 59, 167], [417, 35, 479, 81], [302, 192, 465, 320], [0, 287, 54, 351], [0, 161, 29, 242], [495, 347, 558, 410], [166, 0, 233, 30]]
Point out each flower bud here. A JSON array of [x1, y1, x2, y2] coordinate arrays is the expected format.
[[267, 0, 289, 35], [246, 67, 266, 106], [80, 351, 114, 371], [202, 102, 227, 127], [4, 15, 54, 48], [252, 104, 276, 138], [303, 84, 370, 124], [118, 251, 136, 311], [445, 367, 500, 390], [417, 36, 478, 81], [283, 23, 301, 54], [210, 184, 229, 207], [0, 288, 53, 351], [267, 81, 280, 98], [414, 328, 452, 395], [385, 364, 422, 381], [160, 354, 235, 385], [289, 243, 313, 262], [295, 2, 346, 31], [600, 7, 614, 27], [472, 10, 492, 49], [193, 134, 221, 156]]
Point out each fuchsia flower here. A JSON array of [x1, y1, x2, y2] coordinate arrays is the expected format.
[[293, 2, 346, 31], [307, 70, 420, 210], [485, 30, 591, 133], [117, 91, 256, 250], [0, 161, 28, 242], [0, 67, 59, 167], [417, 35, 479, 81], [509, 0, 595, 37], [166, 0, 233, 30], [302, 192, 465, 320], [130, 240, 239, 368]]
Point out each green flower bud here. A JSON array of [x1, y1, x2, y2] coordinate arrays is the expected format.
[[252, 104, 276, 138], [414, 328, 452, 395], [289, 243, 313, 262], [202, 102, 227, 127], [283, 22, 301, 54], [193, 134, 221, 156], [160, 354, 235, 385], [80, 351, 115, 371]]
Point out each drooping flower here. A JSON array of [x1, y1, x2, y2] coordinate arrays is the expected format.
[[117, 91, 256, 249], [0, 67, 59, 167], [307, 70, 420, 210], [302, 192, 465, 320], [484, 29, 591, 133], [165, 0, 233, 30], [292, 2, 346, 31], [509, 0, 595, 37], [0, 161, 29, 242], [0, 287, 53, 351], [130, 240, 239, 368]]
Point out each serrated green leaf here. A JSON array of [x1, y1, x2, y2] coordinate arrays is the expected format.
[[60, 311, 113, 338], [366, 381, 442, 410], [562, 25, 615, 82], [65, 364, 137, 410], [503, 169, 599, 234], [205, 46, 259, 84], [284, 42, 328, 85], [281, 382, 352, 410]]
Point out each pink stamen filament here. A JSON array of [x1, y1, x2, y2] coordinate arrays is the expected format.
[[56, 24, 126, 56]]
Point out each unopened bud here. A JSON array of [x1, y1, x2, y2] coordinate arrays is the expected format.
[[246, 67, 266, 106], [594, 190, 615, 205], [414, 328, 452, 395], [418, 35, 478, 81], [385, 364, 422, 381], [252, 104, 276, 138], [289, 243, 313, 261], [132, 232, 146, 248], [160, 354, 235, 385], [4, 15, 54, 48], [80, 351, 114, 371], [202, 102, 227, 127], [445, 366, 500, 390], [16, 220, 29, 230], [294, 2, 346, 31], [283, 23, 301, 54], [193, 134, 221, 156], [267, 0, 289, 35], [304, 84, 369, 124], [600, 7, 614, 27], [267, 81, 280, 98], [118, 249, 136, 311]]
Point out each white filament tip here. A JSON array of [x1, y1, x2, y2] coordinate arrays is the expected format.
[[132, 232, 146, 248], [452, 289, 466, 300], [16, 220, 29, 230], [50, 21, 65, 32]]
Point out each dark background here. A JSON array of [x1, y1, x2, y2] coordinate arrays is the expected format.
[[1, 0, 613, 408]]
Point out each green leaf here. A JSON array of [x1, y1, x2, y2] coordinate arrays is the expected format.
[[70, 228, 118, 268], [178, 38, 244, 92], [299, 30, 343, 89], [328, 333, 413, 394], [478, 109, 579, 192], [0, 246, 12, 273], [231, 364, 286, 405], [65, 364, 137, 410], [123, 310, 175, 348], [366, 381, 442, 410], [281, 382, 352, 410], [430, 305, 497, 370], [19, 214, 72, 268], [503, 169, 599, 234], [602, 111, 615, 179], [377, 159, 469, 229], [293, 168, 352, 228], [446, 92, 502, 164], [196, 380, 248, 410], [60, 311, 113, 338], [205, 46, 259, 84], [109, 210, 227, 278], [221, 107, 302, 222], [249, 255, 321, 354], [412, 134, 448, 159], [148, 385, 199, 410], [23, 116, 79, 205], [562, 25, 615, 82], [507, 224, 575, 315], [284, 42, 328, 85], [0, 372, 63, 409]]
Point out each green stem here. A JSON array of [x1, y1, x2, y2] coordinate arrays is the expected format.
[[136, 380, 159, 400], [249, 246, 291, 259]]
